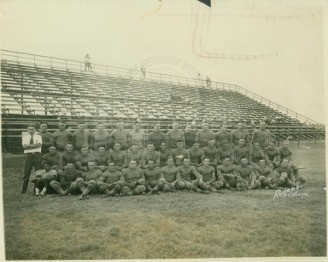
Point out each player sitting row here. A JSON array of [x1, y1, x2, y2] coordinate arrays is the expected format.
[[42, 138, 298, 176], [31, 156, 305, 199]]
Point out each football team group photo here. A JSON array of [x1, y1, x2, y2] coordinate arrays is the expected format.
[[1, 0, 326, 260]]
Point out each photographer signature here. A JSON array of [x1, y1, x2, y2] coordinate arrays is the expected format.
[[273, 187, 309, 200]]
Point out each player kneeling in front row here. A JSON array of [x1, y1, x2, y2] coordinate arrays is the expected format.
[[274, 159, 306, 189], [197, 158, 224, 193], [143, 160, 164, 195], [160, 157, 181, 192], [77, 161, 102, 200], [253, 159, 275, 189], [176, 158, 209, 194], [97, 161, 124, 197], [31, 162, 58, 196], [121, 160, 147, 196], [234, 158, 261, 190], [216, 157, 237, 190], [50, 163, 82, 196]]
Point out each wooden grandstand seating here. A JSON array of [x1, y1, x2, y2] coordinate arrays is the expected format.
[[1, 58, 325, 153]]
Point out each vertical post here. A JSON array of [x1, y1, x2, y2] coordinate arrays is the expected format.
[[277, 124, 280, 147]]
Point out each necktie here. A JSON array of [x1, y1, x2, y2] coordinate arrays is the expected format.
[[30, 135, 34, 145]]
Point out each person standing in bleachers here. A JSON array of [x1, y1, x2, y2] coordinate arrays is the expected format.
[[72, 121, 91, 152], [206, 76, 211, 87], [141, 65, 146, 79], [91, 122, 110, 151], [38, 121, 53, 154], [22, 124, 43, 194], [84, 54, 93, 72], [52, 121, 72, 152]]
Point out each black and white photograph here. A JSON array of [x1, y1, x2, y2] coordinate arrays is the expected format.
[[0, 0, 327, 260]]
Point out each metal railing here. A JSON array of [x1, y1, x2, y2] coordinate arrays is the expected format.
[[0, 49, 322, 128]]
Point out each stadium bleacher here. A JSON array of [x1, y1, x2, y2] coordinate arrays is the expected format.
[[1, 50, 325, 153]]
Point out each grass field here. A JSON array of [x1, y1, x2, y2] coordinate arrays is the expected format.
[[2, 141, 326, 259]]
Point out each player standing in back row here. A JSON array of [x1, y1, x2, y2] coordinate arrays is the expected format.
[[251, 122, 271, 148], [110, 121, 130, 150], [196, 122, 214, 148], [231, 123, 250, 147], [166, 122, 185, 150]]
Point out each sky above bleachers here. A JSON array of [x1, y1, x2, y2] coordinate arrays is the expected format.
[[0, 0, 326, 123]]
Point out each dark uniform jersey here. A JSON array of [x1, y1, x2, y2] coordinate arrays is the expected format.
[[234, 146, 250, 164], [252, 129, 271, 147], [188, 148, 205, 167], [99, 170, 123, 184], [75, 153, 96, 167], [72, 130, 90, 150], [160, 166, 180, 183], [249, 148, 265, 163], [126, 150, 143, 167], [60, 169, 82, 186], [52, 130, 72, 150], [177, 165, 201, 181], [94, 152, 110, 166], [214, 130, 231, 146], [82, 169, 102, 182], [59, 151, 78, 169], [184, 131, 196, 148], [109, 150, 127, 168], [218, 146, 234, 163], [203, 146, 218, 165], [147, 131, 166, 151], [122, 168, 145, 183], [197, 165, 215, 182], [254, 165, 273, 177], [235, 165, 254, 180], [166, 130, 185, 149], [159, 149, 171, 167], [42, 152, 61, 167], [196, 130, 214, 148], [38, 131, 53, 153], [169, 148, 190, 164], [279, 147, 293, 161], [231, 129, 249, 146], [111, 129, 130, 149], [91, 130, 110, 150], [142, 151, 160, 167], [264, 148, 281, 162], [143, 167, 161, 182]]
